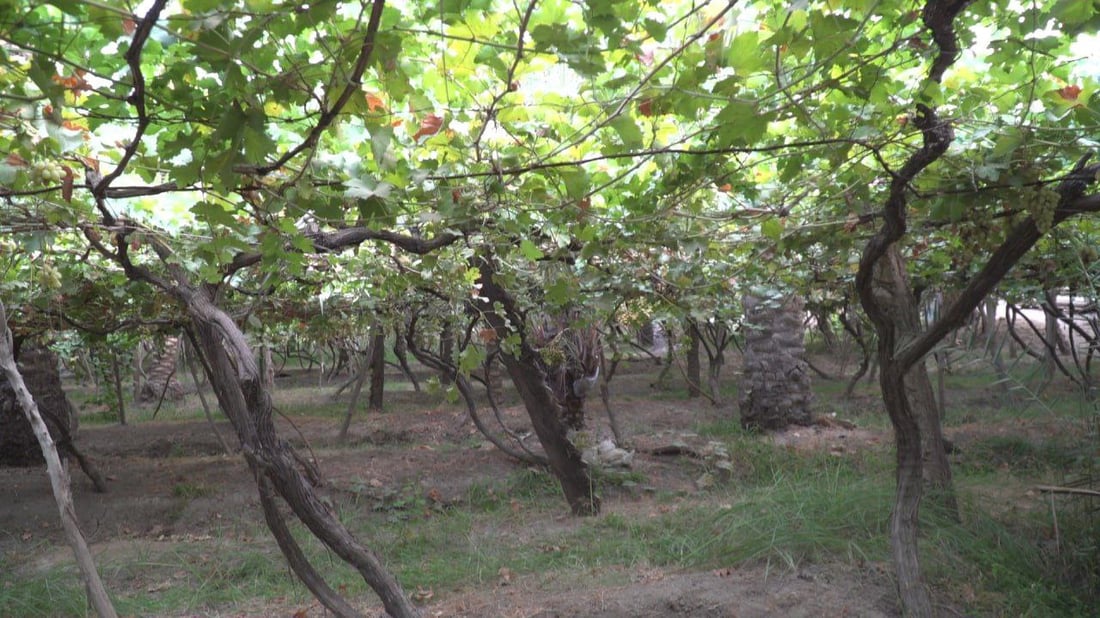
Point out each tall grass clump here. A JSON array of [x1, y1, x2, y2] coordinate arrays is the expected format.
[[922, 494, 1098, 615], [689, 465, 894, 569]]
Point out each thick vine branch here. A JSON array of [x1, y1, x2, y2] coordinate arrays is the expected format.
[[226, 227, 462, 274], [898, 158, 1100, 371], [92, 0, 168, 204], [239, 0, 385, 176], [856, 0, 964, 328], [922, 0, 973, 82]]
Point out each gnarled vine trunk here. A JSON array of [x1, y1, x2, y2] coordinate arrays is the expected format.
[[685, 322, 702, 398], [179, 284, 418, 617], [874, 247, 958, 515], [855, 5, 970, 614], [474, 255, 599, 516]]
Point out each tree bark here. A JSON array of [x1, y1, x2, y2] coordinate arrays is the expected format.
[[178, 285, 418, 617], [339, 350, 371, 442], [132, 341, 146, 402], [599, 347, 625, 443], [474, 255, 599, 516], [0, 301, 118, 618], [404, 317, 547, 465], [182, 334, 234, 456], [256, 475, 365, 618], [854, 5, 975, 611], [137, 336, 184, 405], [392, 321, 421, 392], [839, 307, 873, 398], [685, 322, 702, 398], [438, 324, 455, 387], [874, 248, 958, 516], [108, 349, 126, 426], [707, 353, 724, 406], [367, 323, 385, 411]]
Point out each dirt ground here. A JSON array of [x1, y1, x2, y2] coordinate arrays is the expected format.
[[2, 362, 919, 617]]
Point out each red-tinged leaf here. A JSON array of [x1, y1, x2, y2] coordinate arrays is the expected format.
[[638, 98, 653, 116], [364, 92, 386, 112], [478, 328, 497, 344], [123, 18, 136, 35], [52, 71, 90, 92], [6, 153, 27, 166], [412, 113, 443, 141], [1058, 85, 1081, 101], [61, 166, 74, 202]]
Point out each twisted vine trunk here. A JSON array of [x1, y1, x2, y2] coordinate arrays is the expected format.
[[855, 4, 972, 615], [874, 248, 958, 515], [474, 255, 599, 516], [685, 322, 702, 398], [179, 285, 418, 617]]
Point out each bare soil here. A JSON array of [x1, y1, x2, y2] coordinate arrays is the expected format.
[[0, 359, 964, 617]]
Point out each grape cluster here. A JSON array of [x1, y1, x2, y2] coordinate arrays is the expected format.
[[37, 264, 62, 290], [28, 162, 65, 184], [1025, 186, 1060, 233]]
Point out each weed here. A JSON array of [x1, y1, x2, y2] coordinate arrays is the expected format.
[[171, 482, 214, 499], [507, 467, 561, 500], [589, 466, 647, 489]]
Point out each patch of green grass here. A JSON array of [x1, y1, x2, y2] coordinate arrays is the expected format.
[[922, 498, 1098, 616], [79, 407, 124, 426], [506, 467, 564, 501], [171, 481, 215, 499], [589, 466, 648, 489], [0, 570, 90, 617], [0, 541, 308, 618], [689, 466, 894, 569], [694, 417, 745, 439], [960, 435, 1087, 473]]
